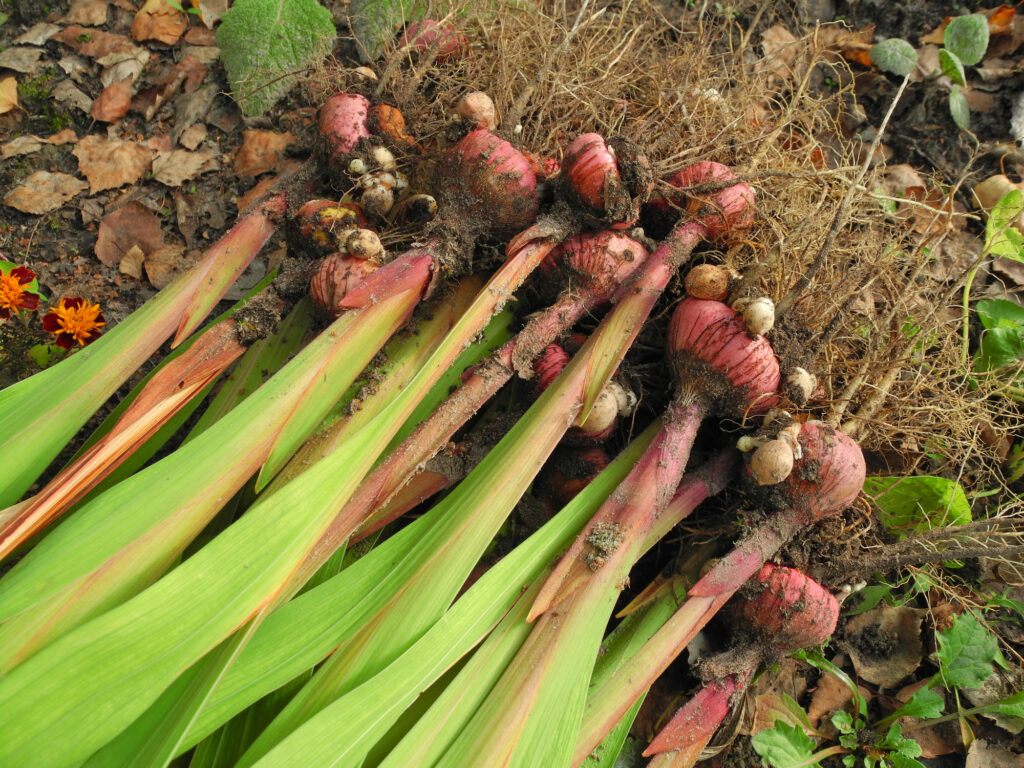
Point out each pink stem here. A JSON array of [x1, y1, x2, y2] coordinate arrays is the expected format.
[[644, 668, 755, 758], [528, 399, 705, 620]]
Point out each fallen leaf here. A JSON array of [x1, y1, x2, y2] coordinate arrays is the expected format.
[[0, 47, 43, 73], [963, 667, 1024, 734], [236, 158, 302, 210], [151, 149, 219, 186], [179, 123, 208, 150], [73, 135, 154, 194], [118, 244, 146, 278], [177, 54, 209, 94], [976, 57, 1019, 82], [3, 172, 88, 214], [146, 134, 174, 152], [196, 0, 228, 28], [62, 0, 109, 26], [966, 740, 1024, 768], [234, 130, 295, 177], [172, 82, 218, 144], [740, 658, 809, 736], [57, 54, 95, 84], [95, 202, 164, 266], [180, 44, 219, 66], [806, 669, 856, 727], [144, 245, 193, 289], [759, 24, 800, 82], [964, 89, 996, 112], [1, 136, 43, 159], [184, 26, 217, 46], [843, 604, 925, 689], [13, 22, 62, 46], [132, 0, 188, 45], [52, 80, 93, 113], [98, 47, 150, 88], [915, 44, 941, 79], [814, 23, 875, 68], [0, 77, 19, 115], [46, 128, 78, 145], [91, 77, 134, 122], [54, 26, 138, 60], [987, 7, 1017, 35]]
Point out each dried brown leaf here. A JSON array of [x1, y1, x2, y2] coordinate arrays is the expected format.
[[1, 136, 43, 159], [3, 171, 88, 214], [151, 149, 219, 187], [843, 605, 925, 689], [759, 25, 799, 83], [234, 130, 295, 177], [73, 135, 154, 194], [144, 245, 193, 289], [119, 244, 146, 279], [91, 78, 134, 122], [62, 0, 110, 26], [132, 0, 188, 45], [0, 77, 20, 115], [95, 202, 164, 266]]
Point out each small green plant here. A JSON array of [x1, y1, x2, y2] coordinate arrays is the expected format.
[[871, 14, 990, 130], [963, 189, 1024, 379], [753, 613, 1024, 768]]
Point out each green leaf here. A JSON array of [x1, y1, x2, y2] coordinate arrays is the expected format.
[[24, 343, 63, 369], [216, 0, 335, 115], [831, 710, 854, 731], [976, 298, 1024, 331], [890, 685, 945, 720], [988, 689, 1024, 718], [751, 721, 820, 768], [938, 48, 965, 86], [349, 0, 427, 61], [870, 38, 918, 76], [881, 723, 923, 758], [976, 326, 1024, 373], [948, 86, 970, 130], [863, 476, 972, 535], [847, 584, 892, 616], [935, 613, 1002, 689], [944, 14, 989, 67], [985, 190, 1024, 261]]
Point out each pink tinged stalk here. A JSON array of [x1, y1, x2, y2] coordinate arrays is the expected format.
[[645, 564, 840, 761], [530, 298, 780, 620], [0, 320, 246, 559], [571, 424, 864, 765], [302, 231, 650, 555], [174, 192, 288, 346], [644, 671, 754, 766]]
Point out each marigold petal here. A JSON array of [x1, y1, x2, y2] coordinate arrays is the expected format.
[[53, 333, 75, 349], [20, 294, 39, 311], [62, 297, 85, 310], [0, 307, 11, 320], [41, 311, 61, 333], [11, 266, 37, 284]]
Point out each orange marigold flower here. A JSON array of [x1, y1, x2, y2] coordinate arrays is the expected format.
[[42, 297, 106, 349], [0, 265, 40, 319]]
